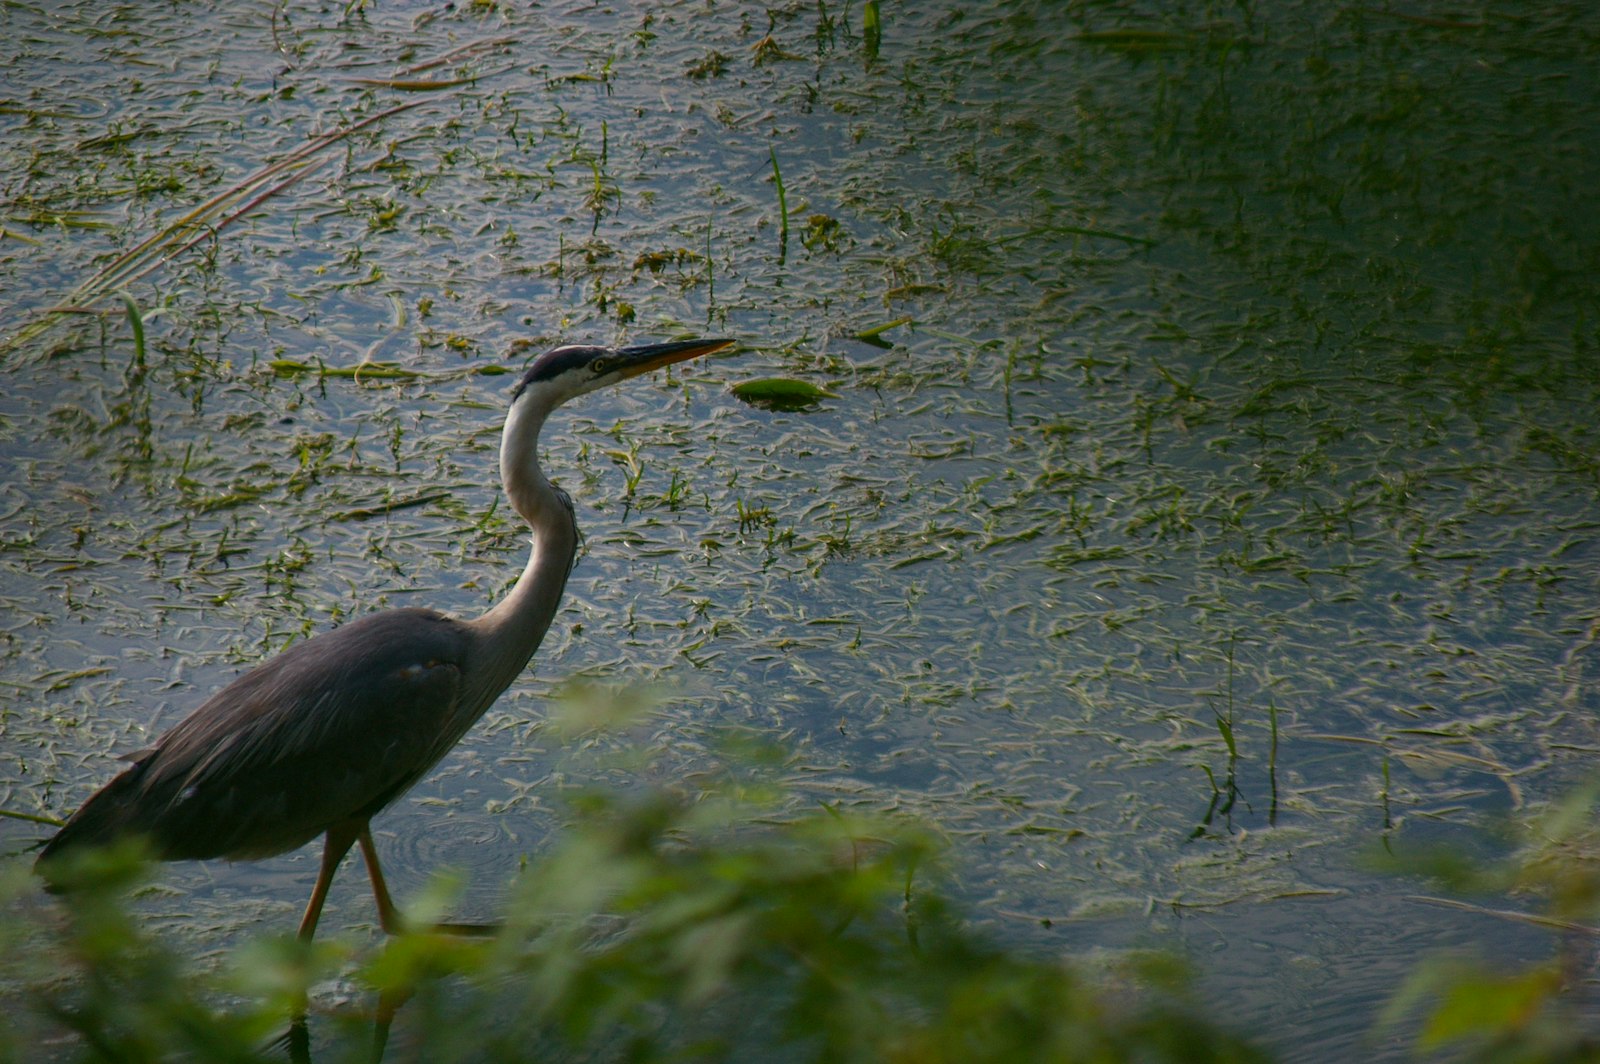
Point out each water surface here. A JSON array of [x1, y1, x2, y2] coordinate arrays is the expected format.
[[3, 2, 1598, 1058]]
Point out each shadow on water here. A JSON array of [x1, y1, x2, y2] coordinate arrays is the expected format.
[[2, 1, 1599, 1060]]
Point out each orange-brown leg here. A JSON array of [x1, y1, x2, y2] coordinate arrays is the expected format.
[[297, 821, 361, 941], [358, 824, 498, 937], [356, 825, 402, 935]]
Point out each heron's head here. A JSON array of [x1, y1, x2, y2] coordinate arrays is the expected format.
[[512, 338, 734, 412]]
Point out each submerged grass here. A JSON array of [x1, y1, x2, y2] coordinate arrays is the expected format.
[[770, 146, 789, 260], [3, 30, 521, 361], [2, 100, 432, 359]]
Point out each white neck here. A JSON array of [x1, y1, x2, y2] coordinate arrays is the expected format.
[[464, 394, 580, 711]]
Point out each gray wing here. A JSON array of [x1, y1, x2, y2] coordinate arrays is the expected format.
[[43, 608, 473, 862]]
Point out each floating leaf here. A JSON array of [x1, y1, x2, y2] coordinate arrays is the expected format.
[[731, 378, 838, 411], [854, 316, 912, 347], [269, 360, 422, 380], [344, 76, 483, 91], [332, 492, 451, 523]]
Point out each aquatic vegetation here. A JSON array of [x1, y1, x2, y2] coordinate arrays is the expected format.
[[2, 1, 1597, 1059]]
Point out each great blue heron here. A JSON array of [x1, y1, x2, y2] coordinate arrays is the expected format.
[[36, 337, 734, 941]]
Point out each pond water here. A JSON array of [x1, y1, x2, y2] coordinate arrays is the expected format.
[[3, 1, 1599, 1059]]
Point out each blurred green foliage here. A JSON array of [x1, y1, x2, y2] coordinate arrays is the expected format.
[[1376, 785, 1600, 1063], [13, 755, 1600, 1063], [3, 766, 1266, 1063]]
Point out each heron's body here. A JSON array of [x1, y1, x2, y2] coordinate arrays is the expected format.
[[37, 337, 731, 939], [41, 608, 481, 862]]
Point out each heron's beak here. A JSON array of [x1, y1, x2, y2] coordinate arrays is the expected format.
[[611, 337, 734, 380]]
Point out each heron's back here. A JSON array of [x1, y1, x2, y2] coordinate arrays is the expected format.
[[38, 608, 475, 867]]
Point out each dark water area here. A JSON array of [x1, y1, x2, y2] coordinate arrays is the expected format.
[[3, 2, 1599, 1059]]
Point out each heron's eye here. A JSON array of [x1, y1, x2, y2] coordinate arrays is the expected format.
[[590, 358, 612, 375]]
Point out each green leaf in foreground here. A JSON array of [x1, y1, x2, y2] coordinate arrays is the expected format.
[[6, 759, 1267, 1064]]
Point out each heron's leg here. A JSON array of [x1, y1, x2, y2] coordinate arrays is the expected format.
[[356, 824, 402, 935], [297, 822, 360, 941], [372, 983, 414, 1062], [356, 825, 499, 936]]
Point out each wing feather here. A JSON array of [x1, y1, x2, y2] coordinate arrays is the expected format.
[[42, 608, 473, 862]]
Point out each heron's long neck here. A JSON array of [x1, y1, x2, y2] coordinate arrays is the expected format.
[[465, 397, 579, 711]]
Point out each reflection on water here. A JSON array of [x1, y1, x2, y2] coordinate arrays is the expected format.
[[3, 1, 1598, 1059]]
